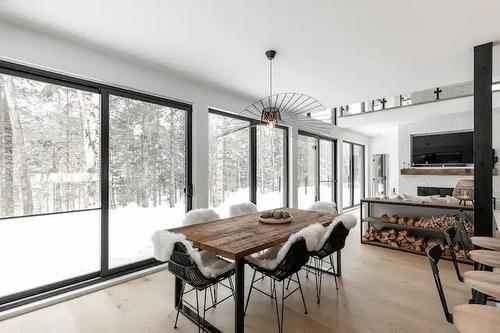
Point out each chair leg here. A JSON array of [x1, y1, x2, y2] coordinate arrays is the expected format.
[[296, 272, 308, 314], [272, 280, 281, 333], [285, 276, 292, 290], [329, 255, 339, 290], [195, 290, 201, 333], [228, 276, 236, 301], [174, 282, 185, 329], [203, 289, 207, 331], [213, 284, 218, 308], [280, 281, 285, 333], [245, 270, 257, 315]]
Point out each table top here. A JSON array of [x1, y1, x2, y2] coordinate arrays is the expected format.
[[361, 197, 474, 211], [168, 208, 335, 259]]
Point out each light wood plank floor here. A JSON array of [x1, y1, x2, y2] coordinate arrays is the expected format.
[[0, 213, 471, 333]]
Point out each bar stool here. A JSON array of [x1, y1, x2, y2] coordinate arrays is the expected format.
[[463, 270, 500, 304]]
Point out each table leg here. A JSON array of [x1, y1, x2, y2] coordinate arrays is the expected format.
[[235, 258, 245, 333], [336, 250, 342, 276]]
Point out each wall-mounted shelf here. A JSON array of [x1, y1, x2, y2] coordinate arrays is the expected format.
[[400, 168, 497, 176]]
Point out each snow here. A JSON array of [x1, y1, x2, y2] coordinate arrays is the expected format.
[[211, 187, 285, 216], [0, 202, 186, 297]]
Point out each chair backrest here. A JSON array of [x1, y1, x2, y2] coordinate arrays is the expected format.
[[272, 237, 310, 280], [182, 208, 220, 225], [167, 242, 209, 287], [454, 215, 473, 256], [427, 244, 453, 323], [443, 226, 463, 282], [229, 202, 258, 217], [316, 222, 350, 257], [308, 201, 338, 215]]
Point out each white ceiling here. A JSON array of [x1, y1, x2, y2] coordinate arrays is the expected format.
[[1, 0, 500, 108]]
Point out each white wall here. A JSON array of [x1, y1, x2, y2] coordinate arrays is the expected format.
[[0, 21, 369, 211]]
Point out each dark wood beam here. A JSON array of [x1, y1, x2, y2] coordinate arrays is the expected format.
[[473, 42, 493, 237]]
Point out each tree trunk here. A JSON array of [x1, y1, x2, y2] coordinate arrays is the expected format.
[[0, 87, 14, 216], [4, 76, 33, 215]]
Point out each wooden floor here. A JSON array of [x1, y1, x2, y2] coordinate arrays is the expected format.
[[0, 212, 471, 333]]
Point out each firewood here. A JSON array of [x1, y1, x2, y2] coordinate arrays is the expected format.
[[405, 236, 415, 243], [389, 215, 398, 224]]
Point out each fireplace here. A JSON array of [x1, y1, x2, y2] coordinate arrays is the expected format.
[[417, 186, 454, 197]]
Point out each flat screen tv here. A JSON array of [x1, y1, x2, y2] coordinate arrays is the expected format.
[[411, 131, 473, 166]]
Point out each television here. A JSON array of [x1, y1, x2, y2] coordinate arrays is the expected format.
[[411, 131, 473, 166]]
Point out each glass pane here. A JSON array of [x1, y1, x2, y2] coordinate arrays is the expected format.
[[109, 95, 187, 268], [257, 126, 286, 210], [0, 73, 100, 297], [297, 135, 317, 209], [342, 142, 352, 208], [319, 139, 334, 203], [208, 113, 250, 216], [353, 144, 364, 205]]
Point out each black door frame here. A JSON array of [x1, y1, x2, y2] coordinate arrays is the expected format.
[[342, 141, 365, 209], [297, 130, 338, 208], [0, 60, 193, 311]]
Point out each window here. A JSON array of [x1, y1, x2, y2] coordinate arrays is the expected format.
[[208, 110, 289, 213], [208, 112, 250, 216], [257, 126, 287, 210], [0, 72, 100, 298], [297, 135, 317, 208], [0, 61, 192, 310], [108, 95, 188, 268], [342, 141, 365, 209], [297, 132, 336, 209]]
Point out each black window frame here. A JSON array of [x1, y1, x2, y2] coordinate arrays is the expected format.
[[0, 60, 193, 311], [297, 130, 338, 207], [208, 109, 289, 209]]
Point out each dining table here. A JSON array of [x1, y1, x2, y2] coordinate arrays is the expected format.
[[168, 207, 337, 333]]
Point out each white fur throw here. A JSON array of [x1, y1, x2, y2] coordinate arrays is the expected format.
[[246, 223, 325, 271], [151, 230, 233, 278], [182, 208, 220, 225], [229, 202, 258, 217], [316, 213, 357, 251], [308, 201, 338, 216]]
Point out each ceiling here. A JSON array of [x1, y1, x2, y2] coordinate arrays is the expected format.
[[1, 0, 500, 108]]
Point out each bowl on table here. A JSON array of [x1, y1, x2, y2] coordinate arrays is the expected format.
[[259, 210, 292, 224]]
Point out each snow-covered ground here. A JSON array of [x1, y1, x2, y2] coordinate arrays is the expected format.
[[0, 202, 186, 298], [1, 190, 289, 298]]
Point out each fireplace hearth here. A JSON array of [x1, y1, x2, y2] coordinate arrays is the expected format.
[[417, 186, 454, 197]]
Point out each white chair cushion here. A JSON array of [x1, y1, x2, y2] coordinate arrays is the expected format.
[[151, 230, 233, 278], [308, 201, 338, 216], [182, 208, 220, 225], [246, 223, 324, 271], [229, 202, 258, 217], [316, 214, 357, 251]]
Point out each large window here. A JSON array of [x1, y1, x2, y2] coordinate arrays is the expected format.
[[208, 110, 288, 214], [0, 72, 101, 298], [208, 112, 250, 216], [256, 126, 287, 210], [0, 61, 192, 310], [297, 132, 336, 209], [342, 141, 365, 209], [109, 95, 188, 268]]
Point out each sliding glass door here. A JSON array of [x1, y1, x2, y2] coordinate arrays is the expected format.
[[342, 141, 365, 209], [108, 95, 188, 268], [0, 72, 101, 299], [0, 61, 192, 309], [297, 132, 337, 209], [208, 112, 250, 216]]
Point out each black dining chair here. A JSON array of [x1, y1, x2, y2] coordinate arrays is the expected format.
[[244, 236, 310, 333], [307, 221, 351, 303], [443, 226, 464, 282], [169, 242, 235, 332], [427, 244, 491, 332]]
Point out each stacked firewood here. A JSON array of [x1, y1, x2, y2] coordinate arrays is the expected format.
[[379, 214, 473, 233], [362, 227, 439, 252], [362, 227, 469, 259]]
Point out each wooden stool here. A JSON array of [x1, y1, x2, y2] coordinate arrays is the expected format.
[[453, 304, 500, 333], [469, 250, 500, 268], [463, 271, 500, 299], [471, 237, 500, 251]]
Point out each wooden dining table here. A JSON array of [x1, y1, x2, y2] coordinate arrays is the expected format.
[[168, 208, 337, 333]]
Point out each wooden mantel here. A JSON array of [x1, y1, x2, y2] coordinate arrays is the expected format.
[[400, 168, 497, 176]]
